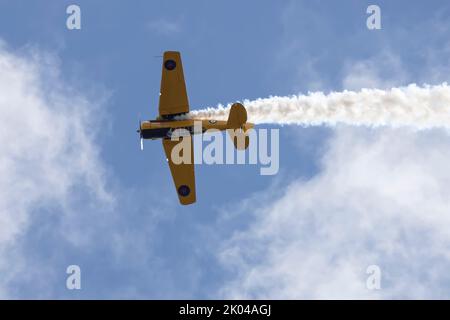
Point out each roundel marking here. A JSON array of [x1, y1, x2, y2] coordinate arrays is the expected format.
[[164, 59, 177, 71], [178, 185, 190, 197]]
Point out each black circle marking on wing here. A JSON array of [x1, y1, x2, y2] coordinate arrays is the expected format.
[[178, 185, 190, 197], [164, 59, 177, 71]]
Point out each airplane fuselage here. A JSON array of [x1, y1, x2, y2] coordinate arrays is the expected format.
[[140, 118, 230, 140]]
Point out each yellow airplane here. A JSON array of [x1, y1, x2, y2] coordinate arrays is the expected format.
[[138, 51, 254, 205]]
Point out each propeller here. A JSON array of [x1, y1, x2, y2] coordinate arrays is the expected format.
[[137, 119, 143, 151]]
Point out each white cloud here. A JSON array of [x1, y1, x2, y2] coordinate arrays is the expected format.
[[218, 127, 450, 299], [342, 51, 409, 90], [216, 13, 450, 298], [0, 42, 113, 297]]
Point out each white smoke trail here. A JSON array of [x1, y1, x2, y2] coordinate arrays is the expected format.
[[189, 83, 450, 129]]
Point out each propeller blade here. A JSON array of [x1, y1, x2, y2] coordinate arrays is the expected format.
[[138, 118, 144, 151]]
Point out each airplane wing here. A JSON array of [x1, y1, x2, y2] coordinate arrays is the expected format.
[[159, 51, 190, 117], [162, 136, 196, 205]]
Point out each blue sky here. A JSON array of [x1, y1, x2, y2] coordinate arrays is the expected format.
[[1, 0, 450, 299]]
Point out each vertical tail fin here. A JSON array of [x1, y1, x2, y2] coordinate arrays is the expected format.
[[226, 103, 253, 150], [227, 103, 247, 128]]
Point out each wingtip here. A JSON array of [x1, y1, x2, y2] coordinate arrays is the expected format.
[[163, 50, 181, 57], [179, 198, 196, 205]]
